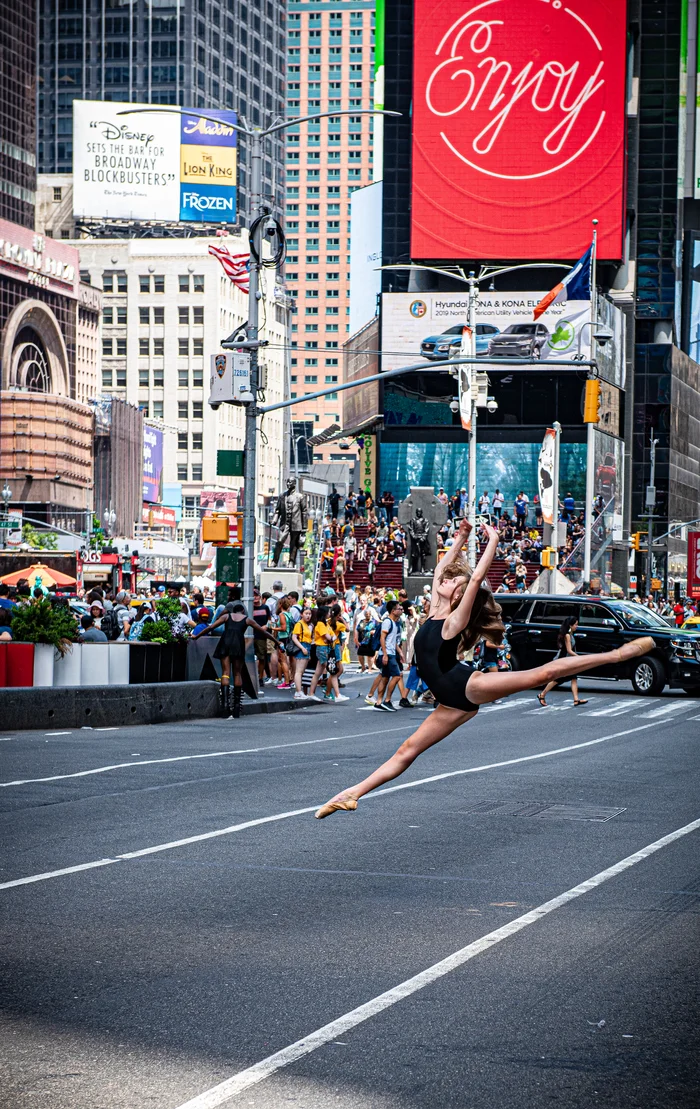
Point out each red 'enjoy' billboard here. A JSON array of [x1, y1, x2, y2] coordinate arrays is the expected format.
[[688, 532, 700, 600], [411, 0, 627, 261]]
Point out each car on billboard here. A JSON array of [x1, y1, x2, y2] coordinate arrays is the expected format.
[[421, 323, 500, 361], [488, 323, 550, 360]]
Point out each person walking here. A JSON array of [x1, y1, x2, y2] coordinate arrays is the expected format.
[[193, 602, 281, 717], [274, 596, 293, 689], [291, 607, 314, 699], [373, 599, 405, 712], [343, 526, 356, 573], [537, 616, 588, 707], [315, 520, 653, 818]]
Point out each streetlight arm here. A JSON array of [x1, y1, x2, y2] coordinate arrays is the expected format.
[[263, 108, 401, 135], [118, 106, 401, 139]]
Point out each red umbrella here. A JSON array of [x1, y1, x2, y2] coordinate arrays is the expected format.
[[0, 562, 77, 588]]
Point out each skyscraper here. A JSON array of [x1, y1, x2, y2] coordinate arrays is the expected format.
[[0, 0, 36, 228], [285, 0, 375, 463], [36, 0, 285, 224]]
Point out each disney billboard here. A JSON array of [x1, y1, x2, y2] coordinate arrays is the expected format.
[[411, 0, 627, 261]]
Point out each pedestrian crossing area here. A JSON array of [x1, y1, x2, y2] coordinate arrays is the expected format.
[[354, 692, 700, 721]]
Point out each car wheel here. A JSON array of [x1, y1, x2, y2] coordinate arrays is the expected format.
[[630, 655, 665, 696], [509, 652, 521, 672]]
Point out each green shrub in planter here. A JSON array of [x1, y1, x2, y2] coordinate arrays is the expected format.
[[139, 618, 173, 645], [10, 599, 79, 657]]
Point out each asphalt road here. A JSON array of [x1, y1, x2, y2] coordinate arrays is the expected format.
[[1, 672, 699, 1109]]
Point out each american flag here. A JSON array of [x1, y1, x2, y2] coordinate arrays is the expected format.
[[208, 243, 250, 295]]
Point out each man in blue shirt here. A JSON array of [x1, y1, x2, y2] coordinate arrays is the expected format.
[[561, 492, 576, 521], [0, 584, 16, 609]]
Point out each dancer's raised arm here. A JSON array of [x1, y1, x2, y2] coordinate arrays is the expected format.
[[430, 518, 471, 606], [442, 523, 499, 638]]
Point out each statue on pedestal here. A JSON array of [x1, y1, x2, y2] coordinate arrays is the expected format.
[[271, 477, 306, 568], [406, 508, 431, 575]]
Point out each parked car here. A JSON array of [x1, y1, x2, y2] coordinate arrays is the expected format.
[[488, 323, 550, 359], [495, 594, 700, 696], [421, 323, 501, 361]]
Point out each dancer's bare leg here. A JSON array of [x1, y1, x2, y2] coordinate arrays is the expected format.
[[316, 704, 474, 815], [465, 637, 654, 706]]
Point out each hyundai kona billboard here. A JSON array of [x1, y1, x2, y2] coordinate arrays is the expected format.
[[411, 0, 627, 260]]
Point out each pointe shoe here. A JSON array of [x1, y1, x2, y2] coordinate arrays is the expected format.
[[613, 636, 655, 664], [315, 795, 358, 820]]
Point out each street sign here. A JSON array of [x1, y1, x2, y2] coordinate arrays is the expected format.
[[0, 520, 13, 528], [651, 578, 662, 592]]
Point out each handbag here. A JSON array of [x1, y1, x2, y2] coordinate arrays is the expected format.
[[326, 654, 338, 675]]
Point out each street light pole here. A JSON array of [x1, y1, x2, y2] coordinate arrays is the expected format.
[[241, 128, 263, 619], [550, 420, 562, 594], [582, 221, 598, 592], [646, 429, 659, 595]]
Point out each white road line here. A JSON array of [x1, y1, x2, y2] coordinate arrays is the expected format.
[[582, 700, 637, 717], [44, 731, 71, 736], [0, 726, 410, 788], [480, 697, 531, 714], [0, 720, 670, 893], [637, 702, 696, 719], [172, 815, 700, 1109]]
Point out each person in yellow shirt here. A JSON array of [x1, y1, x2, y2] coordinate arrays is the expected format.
[[291, 608, 313, 699]]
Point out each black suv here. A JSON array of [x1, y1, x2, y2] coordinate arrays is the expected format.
[[496, 594, 700, 696]]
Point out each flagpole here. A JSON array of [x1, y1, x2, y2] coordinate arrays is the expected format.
[[582, 220, 598, 592]]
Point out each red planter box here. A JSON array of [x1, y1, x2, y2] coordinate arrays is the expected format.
[[2, 643, 35, 687]]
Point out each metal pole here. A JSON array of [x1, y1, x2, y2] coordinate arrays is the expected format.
[[550, 420, 562, 594], [242, 129, 263, 617], [582, 222, 598, 592], [646, 430, 657, 595], [467, 271, 477, 565]]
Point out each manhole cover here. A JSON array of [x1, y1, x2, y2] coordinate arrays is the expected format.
[[455, 800, 626, 822]]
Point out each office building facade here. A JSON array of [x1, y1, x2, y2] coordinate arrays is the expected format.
[[0, 0, 36, 228], [285, 0, 375, 463], [36, 0, 285, 225]]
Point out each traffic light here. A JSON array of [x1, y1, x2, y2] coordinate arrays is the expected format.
[[540, 547, 556, 568], [202, 513, 230, 544], [630, 531, 647, 551], [583, 378, 601, 423]]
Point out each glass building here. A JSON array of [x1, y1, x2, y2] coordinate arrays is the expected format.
[[36, 0, 286, 224], [0, 0, 36, 228]]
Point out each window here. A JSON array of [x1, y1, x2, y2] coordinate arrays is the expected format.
[[184, 496, 197, 517], [192, 368, 203, 387], [305, 324, 318, 332], [153, 368, 164, 386], [326, 392, 338, 401], [102, 368, 113, 386], [304, 374, 318, 383], [326, 307, 339, 315], [178, 432, 188, 451], [116, 306, 127, 324], [103, 274, 113, 292], [192, 432, 203, 450], [139, 369, 149, 386], [152, 401, 164, 419], [139, 402, 149, 417], [192, 274, 205, 292], [193, 338, 204, 356], [153, 338, 164, 356], [103, 307, 114, 324], [116, 339, 127, 355], [327, 272, 339, 280], [102, 338, 113, 356], [192, 401, 203, 419], [191, 464, 203, 481], [117, 274, 127, 293], [139, 338, 150, 356], [178, 369, 189, 387], [153, 307, 164, 325], [193, 306, 204, 324], [177, 464, 188, 480], [153, 275, 165, 293], [139, 275, 150, 293], [179, 338, 189, 356], [325, 374, 338, 382], [116, 369, 126, 387], [178, 401, 189, 419], [53, 186, 62, 201], [138, 307, 149, 324], [178, 306, 189, 324]]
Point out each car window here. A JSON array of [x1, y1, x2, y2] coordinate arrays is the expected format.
[[530, 601, 578, 624], [444, 324, 465, 335], [611, 602, 670, 630], [476, 324, 499, 335], [505, 325, 537, 335], [579, 603, 619, 628], [497, 597, 533, 622]]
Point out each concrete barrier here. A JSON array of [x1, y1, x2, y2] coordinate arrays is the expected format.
[[0, 682, 314, 731]]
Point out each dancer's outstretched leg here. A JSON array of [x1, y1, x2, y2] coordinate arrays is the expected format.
[[315, 704, 474, 818], [465, 636, 654, 706]]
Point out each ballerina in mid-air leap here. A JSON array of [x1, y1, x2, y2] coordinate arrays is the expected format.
[[315, 518, 654, 819]]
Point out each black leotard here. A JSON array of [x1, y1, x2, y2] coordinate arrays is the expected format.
[[413, 617, 480, 712], [214, 614, 247, 660]]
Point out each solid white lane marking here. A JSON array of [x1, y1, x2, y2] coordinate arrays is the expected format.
[[44, 731, 71, 736], [0, 721, 670, 892], [96, 727, 119, 731], [172, 815, 700, 1108], [638, 701, 696, 719], [0, 726, 410, 788]]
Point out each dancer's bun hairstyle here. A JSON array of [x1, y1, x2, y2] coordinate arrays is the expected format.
[[442, 556, 506, 651]]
